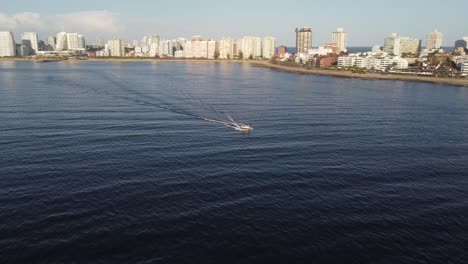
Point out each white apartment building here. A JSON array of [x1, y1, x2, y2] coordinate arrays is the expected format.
[[56, 32, 68, 51], [45, 36, 56, 50], [219, 38, 234, 59], [332, 28, 347, 53], [0, 31, 16, 57], [66, 33, 80, 50], [238, 36, 262, 59], [22, 32, 39, 55], [108, 39, 124, 57], [338, 55, 408, 71], [426, 29, 443, 50], [384, 33, 420, 56], [262, 36, 276, 59], [461, 62, 468, 76], [78, 35, 85, 49], [207, 40, 216, 59]]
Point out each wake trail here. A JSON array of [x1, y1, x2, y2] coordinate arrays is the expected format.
[[64, 74, 239, 130]]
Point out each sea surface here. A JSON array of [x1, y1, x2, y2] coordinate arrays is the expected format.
[[1, 61, 467, 264]]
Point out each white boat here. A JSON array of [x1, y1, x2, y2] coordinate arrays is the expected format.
[[226, 115, 253, 133]]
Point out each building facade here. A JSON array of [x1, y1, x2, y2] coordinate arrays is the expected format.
[[455, 37, 468, 50], [332, 28, 347, 53], [219, 38, 234, 59], [296, 27, 312, 54], [426, 29, 443, 50], [262, 36, 276, 59], [278, 46, 287, 58], [56, 32, 68, 51], [109, 39, 124, 57], [0, 31, 16, 57], [21, 32, 39, 55]]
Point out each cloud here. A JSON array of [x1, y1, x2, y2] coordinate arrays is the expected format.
[[0, 12, 46, 31], [55, 10, 123, 36], [0, 10, 123, 42]]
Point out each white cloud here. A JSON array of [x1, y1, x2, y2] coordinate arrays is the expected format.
[[0, 10, 123, 42], [55, 10, 123, 36], [0, 12, 46, 31]]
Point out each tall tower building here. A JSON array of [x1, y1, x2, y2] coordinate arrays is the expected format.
[[426, 29, 443, 50], [219, 38, 234, 59], [0, 31, 16, 57], [383, 33, 400, 56], [332, 28, 347, 53], [45, 36, 56, 51], [295, 27, 312, 54], [56, 32, 68, 51], [66, 33, 80, 50], [78, 35, 85, 49], [21, 32, 39, 55], [109, 39, 124, 57], [262, 36, 276, 59]]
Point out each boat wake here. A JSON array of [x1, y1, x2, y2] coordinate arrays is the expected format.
[[64, 72, 253, 134]]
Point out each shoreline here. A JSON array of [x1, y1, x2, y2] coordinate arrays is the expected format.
[[1, 57, 467, 87], [250, 61, 468, 88]]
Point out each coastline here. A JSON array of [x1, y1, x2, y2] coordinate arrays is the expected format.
[[1, 57, 467, 87], [250, 61, 468, 88]]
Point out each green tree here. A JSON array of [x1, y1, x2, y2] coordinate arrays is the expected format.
[[249, 54, 253, 60], [238, 51, 243, 60]]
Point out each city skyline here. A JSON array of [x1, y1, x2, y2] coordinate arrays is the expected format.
[[1, 0, 468, 46]]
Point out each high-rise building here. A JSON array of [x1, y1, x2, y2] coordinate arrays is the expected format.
[[399, 37, 421, 55], [45, 36, 56, 51], [383, 33, 400, 56], [262, 36, 276, 59], [295, 27, 312, 54], [0, 31, 16, 57], [56, 32, 68, 51], [206, 40, 216, 59], [426, 29, 443, 50], [332, 28, 347, 53], [238, 36, 262, 59], [21, 32, 39, 55], [219, 38, 234, 59], [455, 37, 468, 50], [66, 33, 80, 50], [96, 37, 104, 47], [78, 35, 85, 49], [108, 39, 125, 57]]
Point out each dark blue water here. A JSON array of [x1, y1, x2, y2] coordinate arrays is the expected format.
[[1, 61, 468, 264]]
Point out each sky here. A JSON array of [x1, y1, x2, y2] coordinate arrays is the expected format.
[[1, 0, 467, 47]]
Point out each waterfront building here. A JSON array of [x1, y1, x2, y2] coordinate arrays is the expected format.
[[323, 43, 340, 54], [238, 36, 262, 59], [66, 33, 80, 50], [278, 46, 287, 58], [16, 44, 29, 56], [56, 32, 68, 51], [78, 35, 85, 49], [338, 54, 408, 71], [45, 36, 56, 51], [207, 40, 216, 59], [0, 31, 16, 57], [461, 62, 468, 76], [21, 32, 39, 55], [383, 33, 400, 56], [262, 36, 276, 59], [108, 39, 124, 57], [296, 27, 312, 54], [399, 37, 421, 55], [332, 28, 347, 53], [219, 38, 234, 59], [384, 33, 420, 56], [426, 29, 443, 50], [455, 37, 468, 50], [96, 37, 104, 47]]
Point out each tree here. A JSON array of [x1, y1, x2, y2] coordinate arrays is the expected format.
[[270, 57, 277, 64], [238, 51, 243, 60], [249, 54, 253, 60], [227, 54, 231, 60]]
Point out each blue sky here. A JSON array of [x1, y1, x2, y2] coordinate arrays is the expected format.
[[1, 0, 467, 46]]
